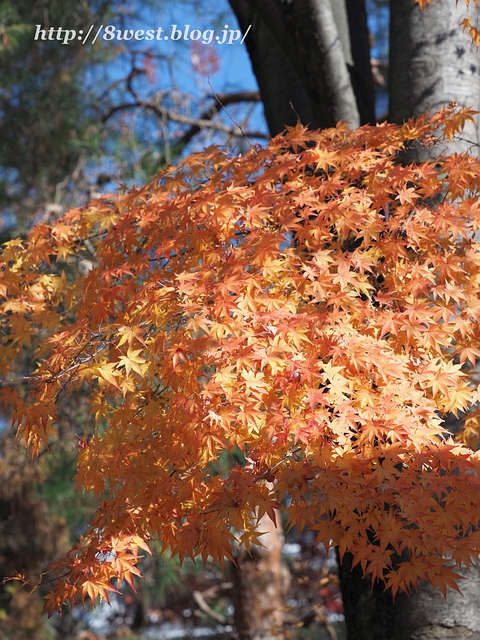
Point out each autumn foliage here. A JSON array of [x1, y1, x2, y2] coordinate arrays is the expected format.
[[2, 105, 480, 613]]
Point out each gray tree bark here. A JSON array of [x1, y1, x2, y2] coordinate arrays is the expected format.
[[339, 3, 480, 639], [339, 550, 480, 640], [228, 0, 375, 134], [390, 0, 480, 158]]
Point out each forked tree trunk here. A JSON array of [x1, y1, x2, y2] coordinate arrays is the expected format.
[[229, 0, 375, 133]]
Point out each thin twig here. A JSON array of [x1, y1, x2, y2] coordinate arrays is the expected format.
[[208, 80, 256, 149]]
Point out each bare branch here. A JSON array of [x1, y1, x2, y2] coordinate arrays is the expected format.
[[101, 91, 267, 143], [179, 90, 262, 146]]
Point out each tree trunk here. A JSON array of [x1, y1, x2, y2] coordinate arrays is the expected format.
[[231, 514, 287, 640], [228, 0, 375, 133], [228, 0, 318, 134], [390, 0, 480, 158], [345, 0, 376, 125], [339, 550, 480, 640], [339, 2, 480, 639]]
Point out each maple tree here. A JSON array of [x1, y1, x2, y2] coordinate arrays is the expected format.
[[2, 104, 480, 615]]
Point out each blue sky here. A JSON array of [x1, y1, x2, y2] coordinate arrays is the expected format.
[[112, 0, 267, 135], [88, 0, 390, 171]]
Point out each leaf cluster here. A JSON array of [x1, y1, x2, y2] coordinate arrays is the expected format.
[[1, 105, 480, 611]]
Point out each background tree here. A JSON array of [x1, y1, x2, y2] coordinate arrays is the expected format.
[[0, 0, 114, 230], [0, 0, 265, 235], [346, 2, 480, 638]]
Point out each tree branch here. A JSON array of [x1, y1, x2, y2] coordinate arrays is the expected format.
[[101, 90, 266, 143]]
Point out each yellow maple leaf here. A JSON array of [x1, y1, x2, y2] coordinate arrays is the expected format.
[[115, 348, 147, 376]]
